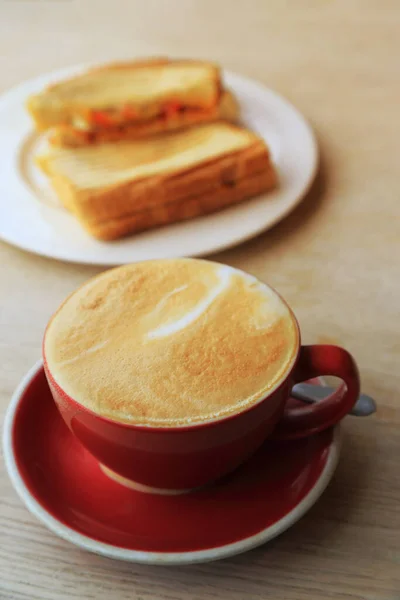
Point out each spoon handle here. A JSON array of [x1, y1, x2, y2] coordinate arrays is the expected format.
[[291, 383, 377, 417]]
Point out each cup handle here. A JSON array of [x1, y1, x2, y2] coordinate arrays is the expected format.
[[273, 345, 360, 440]]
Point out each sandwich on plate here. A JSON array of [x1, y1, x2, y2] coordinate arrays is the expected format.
[[27, 58, 239, 147], [37, 122, 277, 240]]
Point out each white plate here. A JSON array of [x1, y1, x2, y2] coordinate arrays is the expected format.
[[0, 64, 318, 266]]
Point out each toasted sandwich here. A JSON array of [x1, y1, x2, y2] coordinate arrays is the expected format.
[[37, 122, 277, 240], [27, 58, 239, 147]]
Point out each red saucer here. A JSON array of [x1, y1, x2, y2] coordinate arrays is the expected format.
[[3, 362, 340, 564]]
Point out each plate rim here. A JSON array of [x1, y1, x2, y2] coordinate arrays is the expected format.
[[0, 64, 318, 266], [3, 360, 340, 565]]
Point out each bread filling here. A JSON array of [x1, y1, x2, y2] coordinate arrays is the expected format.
[[56, 104, 219, 145], [71, 98, 219, 131]]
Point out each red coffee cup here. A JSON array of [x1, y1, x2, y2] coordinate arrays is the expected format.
[[43, 319, 360, 494]]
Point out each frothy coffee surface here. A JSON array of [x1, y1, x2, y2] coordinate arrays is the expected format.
[[44, 259, 298, 426]]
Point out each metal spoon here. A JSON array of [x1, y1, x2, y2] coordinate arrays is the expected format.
[[291, 383, 377, 417]]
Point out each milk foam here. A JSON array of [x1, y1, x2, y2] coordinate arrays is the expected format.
[[44, 259, 298, 426], [147, 265, 233, 339]]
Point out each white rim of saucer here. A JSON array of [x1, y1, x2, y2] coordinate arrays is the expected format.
[[3, 360, 341, 565]]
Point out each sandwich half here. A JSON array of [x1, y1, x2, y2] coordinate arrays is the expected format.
[[27, 58, 239, 147], [37, 122, 277, 240]]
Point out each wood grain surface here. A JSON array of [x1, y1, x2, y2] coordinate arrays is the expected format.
[[1, 1, 399, 599]]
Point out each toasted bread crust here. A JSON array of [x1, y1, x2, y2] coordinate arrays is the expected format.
[[87, 58, 219, 75], [27, 58, 221, 131], [81, 169, 277, 240], [43, 133, 276, 240], [47, 137, 269, 219]]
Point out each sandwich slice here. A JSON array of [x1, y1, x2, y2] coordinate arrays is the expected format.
[[37, 122, 277, 241], [27, 58, 239, 147]]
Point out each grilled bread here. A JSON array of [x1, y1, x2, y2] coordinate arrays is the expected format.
[[38, 122, 277, 240], [27, 58, 238, 147]]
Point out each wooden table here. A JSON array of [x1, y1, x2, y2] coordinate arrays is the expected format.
[[1, 1, 399, 598]]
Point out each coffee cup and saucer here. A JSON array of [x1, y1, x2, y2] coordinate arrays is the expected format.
[[3, 259, 361, 564]]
